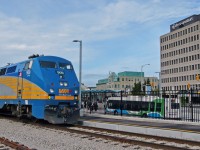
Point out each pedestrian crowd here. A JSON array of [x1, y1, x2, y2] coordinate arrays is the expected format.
[[83, 100, 98, 114]]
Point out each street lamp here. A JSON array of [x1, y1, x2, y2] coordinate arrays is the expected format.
[[73, 40, 82, 110], [140, 64, 150, 92], [155, 72, 161, 98]]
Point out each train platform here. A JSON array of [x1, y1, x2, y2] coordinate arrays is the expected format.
[[79, 109, 200, 142]]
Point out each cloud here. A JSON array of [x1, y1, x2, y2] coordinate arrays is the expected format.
[[0, 0, 199, 86]]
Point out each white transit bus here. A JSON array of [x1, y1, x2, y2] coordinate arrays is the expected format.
[[104, 96, 181, 119]]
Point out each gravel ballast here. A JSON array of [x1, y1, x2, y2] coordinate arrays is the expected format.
[[0, 119, 150, 150]]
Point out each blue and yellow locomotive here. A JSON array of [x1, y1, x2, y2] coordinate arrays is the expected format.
[[0, 54, 80, 124]]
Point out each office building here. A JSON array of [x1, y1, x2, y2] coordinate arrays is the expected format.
[[96, 71, 158, 92], [160, 14, 200, 91]]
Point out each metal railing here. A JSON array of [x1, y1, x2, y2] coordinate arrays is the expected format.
[[82, 89, 200, 123]]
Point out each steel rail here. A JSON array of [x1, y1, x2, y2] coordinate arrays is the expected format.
[[0, 115, 199, 150], [36, 123, 197, 150], [0, 137, 32, 150]]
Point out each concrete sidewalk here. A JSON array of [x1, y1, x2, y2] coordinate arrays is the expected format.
[[80, 109, 200, 142]]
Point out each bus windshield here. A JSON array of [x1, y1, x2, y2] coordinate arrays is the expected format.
[[107, 100, 120, 109]]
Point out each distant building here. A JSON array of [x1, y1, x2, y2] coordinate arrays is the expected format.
[[81, 83, 91, 91], [160, 14, 200, 91], [96, 71, 158, 91]]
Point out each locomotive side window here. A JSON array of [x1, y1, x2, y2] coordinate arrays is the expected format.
[[59, 63, 73, 70], [6, 66, 17, 74], [24, 62, 30, 70], [40, 61, 56, 68], [24, 61, 33, 70], [0, 68, 6, 76]]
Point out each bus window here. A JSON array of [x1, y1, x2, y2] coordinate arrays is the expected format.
[[120, 101, 125, 109], [108, 100, 120, 109], [171, 103, 180, 109], [156, 103, 161, 112], [150, 102, 155, 111], [132, 101, 140, 111], [141, 102, 148, 111], [126, 101, 132, 111], [108, 101, 113, 108]]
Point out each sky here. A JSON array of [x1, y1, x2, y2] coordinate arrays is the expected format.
[[0, 0, 200, 86]]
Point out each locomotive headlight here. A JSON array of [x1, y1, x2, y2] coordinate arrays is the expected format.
[[75, 90, 78, 94], [50, 88, 54, 93], [64, 82, 68, 86], [60, 82, 64, 86]]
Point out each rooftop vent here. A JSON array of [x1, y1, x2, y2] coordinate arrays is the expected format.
[[28, 54, 40, 59]]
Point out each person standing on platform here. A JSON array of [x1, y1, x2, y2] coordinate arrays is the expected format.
[[94, 101, 98, 111]]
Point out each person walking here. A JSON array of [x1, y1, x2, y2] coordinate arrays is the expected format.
[[94, 101, 98, 111]]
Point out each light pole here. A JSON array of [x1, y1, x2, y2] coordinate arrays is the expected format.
[[140, 64, 150, 92], [155, 72, 161, 98], [73, 40, 82, 110]]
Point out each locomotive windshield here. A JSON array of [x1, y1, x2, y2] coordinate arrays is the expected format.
[[40, 61, 56, 68], [59, 63, 73, 70]]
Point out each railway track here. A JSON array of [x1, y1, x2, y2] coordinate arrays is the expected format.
[[1, 115, 200, 150], [0, 137, 31, 150], [67, 125, 200, 150], [35, 122, 200, 150]]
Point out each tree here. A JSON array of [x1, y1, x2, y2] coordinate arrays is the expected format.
[[147, 78, 150, 85], [132, 82, 141, 95]]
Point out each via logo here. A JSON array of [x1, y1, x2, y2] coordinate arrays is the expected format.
[[26, 69, 31, 76]]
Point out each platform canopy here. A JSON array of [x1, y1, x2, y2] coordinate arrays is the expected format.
[[82, 89, 121, 93]]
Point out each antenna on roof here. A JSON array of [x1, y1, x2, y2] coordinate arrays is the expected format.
[[28, 54, 40, 59], [6, 63, 12, 66]]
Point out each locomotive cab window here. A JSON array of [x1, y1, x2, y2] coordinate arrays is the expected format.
[[6, 66, 16, 74], [24, 60, 33, 70], [40, 61, 56, 68], [0, 68, 6, 76], [59, 63, 72, 70], [24, 62, 30, 70]]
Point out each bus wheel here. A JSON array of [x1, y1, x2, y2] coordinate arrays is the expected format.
[[114, 110, 118, 115], [142, 114, 147, 118]]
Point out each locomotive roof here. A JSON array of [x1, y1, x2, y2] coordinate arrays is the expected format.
[[0, 55, 71, 69]]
